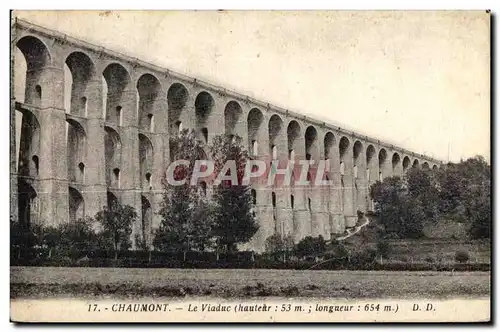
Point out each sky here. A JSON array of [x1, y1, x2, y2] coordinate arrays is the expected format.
[[13, 10, 490, 162]]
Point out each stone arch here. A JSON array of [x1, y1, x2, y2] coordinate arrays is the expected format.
[[139, 133, 153, 190], [65, 52, 96, 116], [167, 83, 188, 135], [224, 101, 243, 136], [17, 110, 40, 177], [141, 195, 152, 248], [353, 141, 363, 164], [102, 63, 132, 125], [324, 132, 336, 160], [15, 36, 51, 70], [339, 136, 350, 176], [366, 145, 376, 167], [66, 119, 86, 183], [247, 108, 264, 156], [378, 148, 387, 181], [287, 120, 301, 160], [432, 164, 438, 171], [68, 186, 84, 223], [323, 131, 337, 176], [305, 126, 319, 161], [422, 162, 430, 170], [268, 114, 284, 158], [353, 140, 363, 179], [15, 35, 52, 106], [17, 179, 38, 227], [137, 73, 162, 132], [365, 145, 377, 200], [402, 156, 411, 173], [104, 126, 121, 187], [412, 159, 420, 168], [195, 91, 214, 144], [392, 152, 401, 174]]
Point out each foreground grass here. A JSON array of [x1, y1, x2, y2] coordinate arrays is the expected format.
[[10, 267, 490, 299]]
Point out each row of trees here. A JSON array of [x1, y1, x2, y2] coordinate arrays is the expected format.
[[11, 202, 138, 260], [12, 130, 260, 260], [369, 156, 491, 239]]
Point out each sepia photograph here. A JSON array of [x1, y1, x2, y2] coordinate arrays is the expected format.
[[9, 10, 491, 323]]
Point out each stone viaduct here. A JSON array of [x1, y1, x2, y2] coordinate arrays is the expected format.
[[11, 19, 442, 252]]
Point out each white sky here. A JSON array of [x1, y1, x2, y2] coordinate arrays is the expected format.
[[13, 10, 490, 162]]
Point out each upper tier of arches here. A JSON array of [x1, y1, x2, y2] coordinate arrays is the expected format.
[[13, 28, 442, 170]]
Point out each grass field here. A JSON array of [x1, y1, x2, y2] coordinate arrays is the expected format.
[[10, 267, 490, 299]]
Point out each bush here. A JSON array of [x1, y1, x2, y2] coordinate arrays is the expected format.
[[455, 250, 470, 263], [376, 240, 391, 258], [424, 256, 435, 264], [295, 236, 326, 259]]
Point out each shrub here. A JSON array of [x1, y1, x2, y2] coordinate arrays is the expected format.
[[376, 239, 391, 258], [424, 256, 435, 264], [295, 236, 326, 259], [455, 250, 470, 263]]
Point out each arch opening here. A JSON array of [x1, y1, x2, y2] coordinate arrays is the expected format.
[[107, 190, 118, 209], [287, 121, 301, 161], [17, 179, 38, 227], [324, 132, 336, 160], [402, 156, 411, 173], [247, 108, 264, 156], [224, 101, 243, 136], [268, 115, 283, 158], [65, 52, 96, 116], [112, 168, 121, 188], [102, 63, 131, 125], [137, 74, 161, 132], [104, 126, 121, 187], [17, 111, 41, 177], [366, 145, 376, 182], [141, 195, 152, 248], [392, 153, 401, 172], [339, 137, 350, 161], [195, 92, 214, 143], [167, 83, 188, 135], [15, 36, 51, 107], [66, 119, 86, 183], [139, 133, 153, 190], [69, 186, 84, 223], [353, 141, 363, 179], [378, 149, 387, 181], [305, 126, 318, 161]]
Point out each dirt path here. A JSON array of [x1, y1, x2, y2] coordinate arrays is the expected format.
[[335, 216, 371, 241]]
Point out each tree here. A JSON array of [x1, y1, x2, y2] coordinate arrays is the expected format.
[[57, 217, 99, 256], [370, 156, 491, 240], [406, 168, 440, 221], [209, 134, 259, 253], [370, 176, 425, 238], [154, 129, 215, 256], [95, 202, 137, 260], [10, 215, 41, 259], [41, 226, 61, 259], [154, 184, 215, 257], [265, 234, 295, 262], [295, 235, 326, 259]]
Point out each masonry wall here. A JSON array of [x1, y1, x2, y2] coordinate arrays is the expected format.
[[11, 19, 442, 253]]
